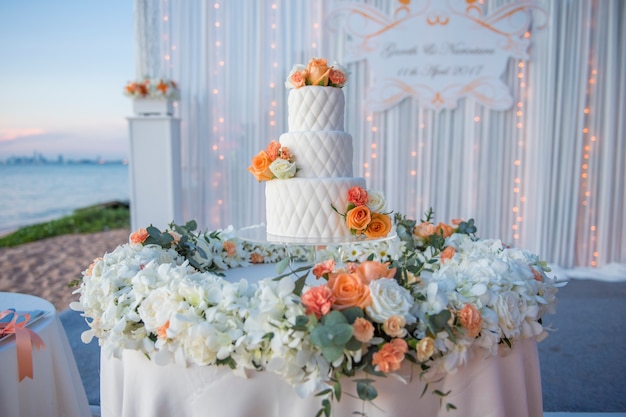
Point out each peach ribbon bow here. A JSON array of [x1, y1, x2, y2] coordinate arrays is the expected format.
[[0, 309, 46, 381]]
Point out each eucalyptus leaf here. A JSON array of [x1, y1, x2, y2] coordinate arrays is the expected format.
[[356, 381, 378, 401], [275, 257, 291, 275]]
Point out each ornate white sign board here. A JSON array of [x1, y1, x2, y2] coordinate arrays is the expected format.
[[328, 0, 545, 111]]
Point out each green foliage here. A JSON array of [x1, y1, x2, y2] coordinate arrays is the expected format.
[[0, 202, 130, 247], [310, 311, 354, 363]]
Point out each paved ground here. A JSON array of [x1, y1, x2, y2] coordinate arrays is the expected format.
[[61, 278, 626, 412]]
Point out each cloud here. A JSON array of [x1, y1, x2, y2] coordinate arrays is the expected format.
[[0, 128, 46, 141]]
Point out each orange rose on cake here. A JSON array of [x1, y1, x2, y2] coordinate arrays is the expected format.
[[248, 151, 274, 182], [345, 205, 371, 234], [365, 212, 392, 238], [307, 58, 331, 86]]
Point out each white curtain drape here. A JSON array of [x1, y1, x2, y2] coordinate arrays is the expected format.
[[133, 0, 625, 269]]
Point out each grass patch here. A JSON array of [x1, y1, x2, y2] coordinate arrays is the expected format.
[[0, 201, 130, 248]]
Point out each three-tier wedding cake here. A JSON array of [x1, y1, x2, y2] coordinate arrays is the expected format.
[[248, 58, 391, 241]]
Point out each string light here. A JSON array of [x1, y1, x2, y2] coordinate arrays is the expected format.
[[511, 58, 528, 240]]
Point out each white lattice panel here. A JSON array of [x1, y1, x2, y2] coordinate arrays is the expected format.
[[279, 131, 353, 178], [288, 86, 345, 132]]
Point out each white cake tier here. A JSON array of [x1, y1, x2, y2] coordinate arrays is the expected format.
[[288, 86, 345, 132], [265, 177, 366, 239], [279, 131, 353, 178]]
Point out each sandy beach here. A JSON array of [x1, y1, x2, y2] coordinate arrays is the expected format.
[[0, 228, 130, 311]]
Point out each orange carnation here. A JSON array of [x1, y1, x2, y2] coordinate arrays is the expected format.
[[347, 186, 368, 206], [248, 151, 274, 182], [372, 338, 408, 373], [301, 286, 334, 319], [130, 228, 149, 244], [365, 212, 392, 238], [265, 141, 281, 161], [440, 246, 456, 263], [312, 259, 335, 279], [345, 206, 371, 233], [327, 271, 371, 310], [458, 303, 483, 338]]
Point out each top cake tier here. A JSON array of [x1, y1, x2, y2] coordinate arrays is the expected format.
[[288, 86, 345, 132]]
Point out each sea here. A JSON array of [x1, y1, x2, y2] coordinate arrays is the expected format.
[[0, 164, 130, 234]]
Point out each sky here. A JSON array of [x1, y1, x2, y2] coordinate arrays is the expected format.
[[0, 0, 134, 160]]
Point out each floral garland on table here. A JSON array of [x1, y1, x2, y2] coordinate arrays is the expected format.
[[71, 213, 561, 416], [123, 77, 179, 99]]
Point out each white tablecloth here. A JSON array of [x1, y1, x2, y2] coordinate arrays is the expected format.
[[0, 292, 91, 417], [100, 337, 543, 417]]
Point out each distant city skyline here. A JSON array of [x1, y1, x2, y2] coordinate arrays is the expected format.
[[0, 0, 134, 160]]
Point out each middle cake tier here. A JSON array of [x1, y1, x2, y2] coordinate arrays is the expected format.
[[279, 130, 353, 178], [265, 177, 366, 240]]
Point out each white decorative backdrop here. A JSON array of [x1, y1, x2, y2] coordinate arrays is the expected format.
[[133, 0, 625, 270]]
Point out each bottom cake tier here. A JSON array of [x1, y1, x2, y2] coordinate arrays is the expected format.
[[265, 177, 366, 240]]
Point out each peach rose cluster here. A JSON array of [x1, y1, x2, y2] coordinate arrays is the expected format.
[[285, 58, 349, 89], [413, 218, 463, 262], [248, 140, 296, 182], [334, 186, 392, 238]]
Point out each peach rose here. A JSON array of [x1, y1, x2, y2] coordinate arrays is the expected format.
[[347, 186, 369, 206], [290, 69, 308, 88], [372, 338, 408, 373], [383, 315, 407, 338], [307, 58, 330, 86], [327, 271, 372, 310], [459, 303, 482, 338], [301, 286, 334, 319], [329, 68, 347, 86], [248, 151, 274, 182], [130, 228, 149, 244], [416, 337, 435, 362], [413, 222, 436, 238], [265, 141, 281, 161], [353, 261, 396, 284], [312, 259, 335, 279], [440, 246, 456, 263], [223, 241, 237, 257], [435, 222, 455, 238], [345, 206, 371, 233], [365, 213, 392, 239], [250, 253, 264, 264], [353, 317, 375, 343]]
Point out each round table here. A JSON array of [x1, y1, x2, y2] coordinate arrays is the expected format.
[[0, 292, 91, 417]]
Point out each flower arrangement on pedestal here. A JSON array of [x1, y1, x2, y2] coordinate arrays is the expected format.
[[71, 212, 561, 416], [124, 77, 179, 116]]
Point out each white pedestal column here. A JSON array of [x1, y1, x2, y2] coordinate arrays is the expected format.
[[127, 115, 182, 231]]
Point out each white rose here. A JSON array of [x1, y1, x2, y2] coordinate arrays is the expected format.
[[137, 287, 177, 331], [494, 291, 523, 339], [366, 189, 387, 212], [365, 278, 415, 324], [269, 158, 296, 179], [182, 322, 217, 365]]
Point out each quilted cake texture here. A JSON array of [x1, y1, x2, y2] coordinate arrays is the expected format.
[[288, 86, 345, 132], [279, 131, 353, 178], [265, 178, 366, 239]]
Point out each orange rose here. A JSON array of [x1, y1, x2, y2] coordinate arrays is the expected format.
[[265, 141, 281, 161], [458, 303, 482, 338], [347, 186, 369, 206], [301, 286, 334, 319], [353, 261, 396, 284], [440, 246, 456, 263], [250, 253, 264, 264], [327, 271, 371, 310], [435, 222, 455, 238], [345, 206, 371, 233], [307, 58, 330, 86], [413, 222, 436, 238], [137, 83, 148, 96], [372, 338, 408, 373], [365, 213, 392, 238], [248, 151, 274, 182], [130, 228, 149, 244], [416, 336, 435, 362], [157, 320, 170, 340], [312, 259, 335, 279], [353, 317, 375, 343], [223, 241, 237, 257]]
